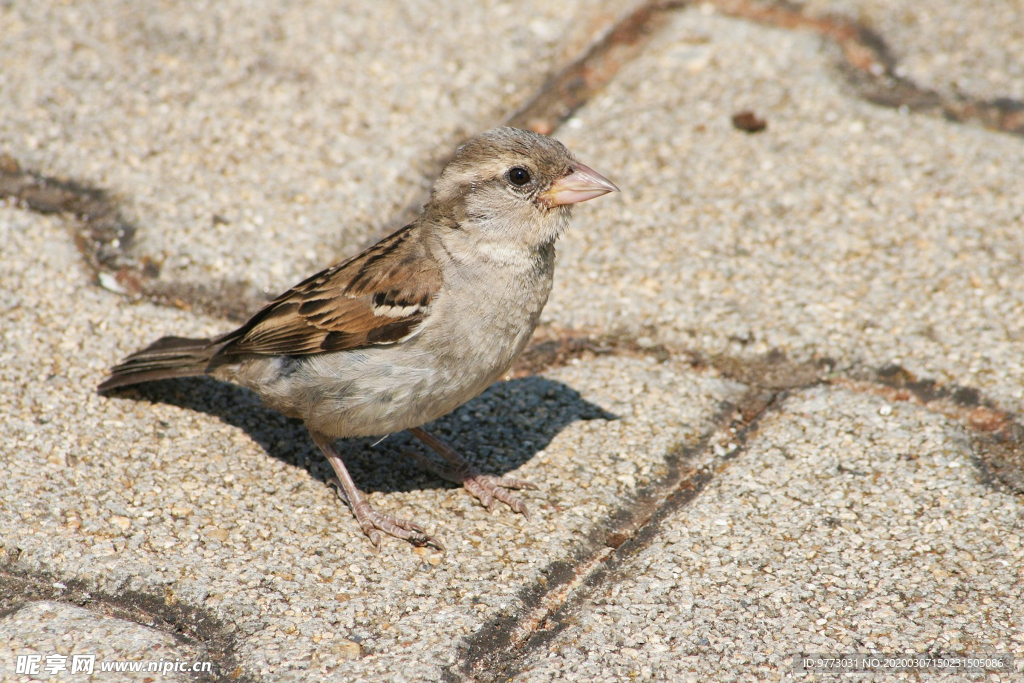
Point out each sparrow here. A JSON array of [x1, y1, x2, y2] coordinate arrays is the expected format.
[[98, 127, 618, 549]]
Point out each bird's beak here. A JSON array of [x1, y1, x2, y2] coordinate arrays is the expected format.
[[539, 162, 619, 207]]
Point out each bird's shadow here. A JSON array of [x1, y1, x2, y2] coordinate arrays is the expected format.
[[119, 375, 617, 495]]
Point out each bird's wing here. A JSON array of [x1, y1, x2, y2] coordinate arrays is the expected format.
[[216, 225, 442, 357]]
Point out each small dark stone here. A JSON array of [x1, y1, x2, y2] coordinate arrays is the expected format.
[[731, 110, 767, 133]]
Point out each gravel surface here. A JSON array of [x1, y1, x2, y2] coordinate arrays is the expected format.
[[0, 601, 199, 682], [807, 0, 1024, 102], [0, 204, 743, 680], [0, 0, 622, 298], [513, 387, 1024, 681], [3, 1, 1023, 680], [547, 7, 1024, 414]]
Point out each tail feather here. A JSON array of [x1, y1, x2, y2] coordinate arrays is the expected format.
[[97, 336, 217, 392]]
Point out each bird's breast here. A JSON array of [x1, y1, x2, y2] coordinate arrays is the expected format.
[[427, 248, 555, 385], [273, 247, 556, 438]]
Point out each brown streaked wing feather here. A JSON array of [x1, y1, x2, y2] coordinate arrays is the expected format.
[[216, 225, 442, 357]]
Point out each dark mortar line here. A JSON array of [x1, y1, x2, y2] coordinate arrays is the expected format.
[[859, 363, 990, 409], [504, 0, 687, 135], [966, 431, 1024, 498], [708, 0, 1024, 136], [458, 338, 1024, 678], [510, 327, 674, 379], [382, 0, 688, 263], [2, 2, 686, 326], [144, 277, 271, 324], [0, 562, 254, 683], [165, 0, 688, 320], [833, 365, 1024, 497], [513, 389, 795, 675], [0, 9, 691, 677], [515, 328, 1024, 496], [0, 155, 265, 323], [454, 382, 804, 682], [4, 0, 1023, 671], [446, 402, 740, 683], [4, 0, 1023, 325], [0, 157, 139, 276]]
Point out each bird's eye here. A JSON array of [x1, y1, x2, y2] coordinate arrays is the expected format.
[[507, 167, 531, 186]]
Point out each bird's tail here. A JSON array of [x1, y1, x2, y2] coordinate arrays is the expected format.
[[97, 336, 218, 392]]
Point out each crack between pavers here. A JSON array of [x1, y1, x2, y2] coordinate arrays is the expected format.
[[515, 328, 1024, 498], [832, 368, 1024, 496], [521, 327, 1024, 502], [451, 376, 802, 682], [707, 0, 1024, 136], [0, 157, 143, 281], [379, 0, 683, 244], [9, 0, 1021, 323], [3, 1, 1024, 677], [461, 337, 1024, 680], [0, 1, 680, 324], [0, 9, 684, 678], [504, 0, 687, 136], [0, 561, 253, 682]]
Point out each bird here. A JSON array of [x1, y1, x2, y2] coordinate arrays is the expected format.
[[98, 127, 618, 549]]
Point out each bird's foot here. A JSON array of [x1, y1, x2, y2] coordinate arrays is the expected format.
[[312, 430, 444, 550], [328, 477, 444, 550], [406, 427, 537, 519], [460, 472, 536, 519]]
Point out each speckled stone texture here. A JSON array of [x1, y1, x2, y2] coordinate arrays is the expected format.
[[510, 387, 1024, 681], [0, 206, 743, 679], [807, 0, 1024, 102], [0, 0, 632, 296], [547, 7, 1024, 413], [0, 601, 200, 682], [3, 0, 1023, 680]]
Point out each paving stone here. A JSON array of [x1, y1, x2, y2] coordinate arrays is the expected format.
[[547, 6, 1024, 413], [4, 1, 1023, 680], [0, 0, 635, 297], [807, 0, 1024, 102], [0, 601, 200, 682], [0, 205, 744, 679], [511, 386, 1024, 681]]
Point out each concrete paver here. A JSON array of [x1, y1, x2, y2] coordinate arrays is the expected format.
[[809, 0, 1024, 102], [511, 387, 1024, 681], [3, 1, 1024, 680], [548, 7, 1024, 413], [0, 601, 200, 682], [0, 206, 744, 679], [0, 0, 629, 298]]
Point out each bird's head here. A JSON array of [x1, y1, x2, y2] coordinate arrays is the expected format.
[[428, 127, 618, 251]]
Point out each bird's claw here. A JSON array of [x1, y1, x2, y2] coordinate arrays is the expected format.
[[402, 447, 534, 519], [329, 476, 443, 550]]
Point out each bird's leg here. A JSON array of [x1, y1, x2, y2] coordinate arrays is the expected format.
[[309, 430, 443, 550], [407, 427, 536, 519]]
